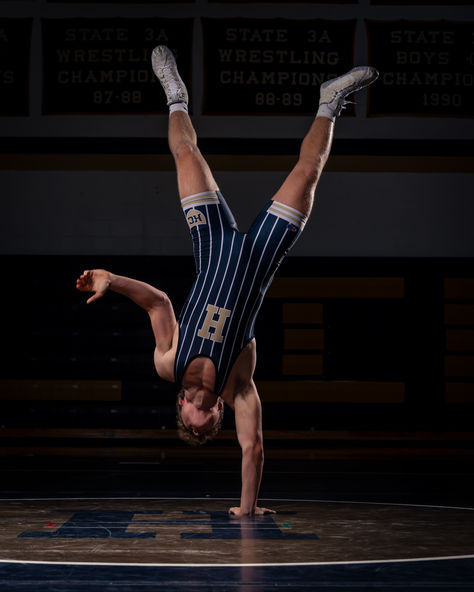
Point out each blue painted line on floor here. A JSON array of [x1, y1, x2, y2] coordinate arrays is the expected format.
[[0, 558, 474, 591]]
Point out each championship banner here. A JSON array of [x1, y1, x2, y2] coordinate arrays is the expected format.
[[202, 18, 357, 115], [47, 1, 193, 3], [372, 1, 474, 4], [209, 0, 357, 3], [366, 19, 474, 117], [0, 19, 32, 116], [41, 18, 193, 115]]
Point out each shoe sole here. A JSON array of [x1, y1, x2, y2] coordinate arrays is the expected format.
[[320, 66, 379, 97], [151, 46, 177, 76], [151, 46, 188, 105]]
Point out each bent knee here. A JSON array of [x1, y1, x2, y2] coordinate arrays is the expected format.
[[172, 140, 200, 163], [295, 158, 324, 186]]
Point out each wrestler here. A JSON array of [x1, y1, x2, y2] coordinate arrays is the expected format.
[[76, 46, 378, 517]]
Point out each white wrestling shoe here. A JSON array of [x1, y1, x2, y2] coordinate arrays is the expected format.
[[151, 45, 188, 106], [319, 66, 379, 117]]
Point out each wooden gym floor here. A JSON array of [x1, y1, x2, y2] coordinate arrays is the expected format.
[[0, 455, 473, 591]]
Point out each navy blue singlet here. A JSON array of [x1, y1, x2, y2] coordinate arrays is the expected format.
[[174, 190, 307, 395]]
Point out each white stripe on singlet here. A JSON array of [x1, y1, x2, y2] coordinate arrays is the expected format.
[[176, 204, 213, 372], [220, 215, 281, 385], [244, 225, 289, 339], [212, 233, 248, 375], [197, 204, 225, 358], [209, 230, 237, 360]]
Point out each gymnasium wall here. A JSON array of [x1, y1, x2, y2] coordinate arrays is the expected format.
[[1, 0, 473, 448], [1, 0, 473, 258]]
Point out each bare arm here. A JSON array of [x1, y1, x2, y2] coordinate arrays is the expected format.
[[228, 381, 275, 517], [76, 269, 177, 356]]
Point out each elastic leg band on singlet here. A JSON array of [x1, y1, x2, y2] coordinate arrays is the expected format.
[[268, 201, 308, 229], [181, 191, 220, 211]]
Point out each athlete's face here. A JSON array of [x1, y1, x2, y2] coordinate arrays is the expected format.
[[179, 398, 221, 436]]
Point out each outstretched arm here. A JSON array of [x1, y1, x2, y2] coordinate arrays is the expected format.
[[228, 381, 275, 517], [76, 269, 177, 357]]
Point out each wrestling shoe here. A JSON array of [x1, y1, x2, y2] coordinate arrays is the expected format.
[[319, 66, 379, 117], [151, 45, 188, 106]]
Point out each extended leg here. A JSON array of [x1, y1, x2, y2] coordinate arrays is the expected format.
[[168, 111, 219, 199], [272, 116, 333, 219], [272, 66, 379, 218], [152, 46, 219, 199]]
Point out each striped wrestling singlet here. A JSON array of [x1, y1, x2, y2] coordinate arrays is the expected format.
[[174, 190, 307, 396]]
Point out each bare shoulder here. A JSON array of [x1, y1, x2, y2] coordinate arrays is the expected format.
[[153, 325, 179, 382], [154, 347, 176, 383], [221, 340, 258, 409]]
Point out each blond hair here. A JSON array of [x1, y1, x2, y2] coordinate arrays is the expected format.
[[176, 389, 224, 446]]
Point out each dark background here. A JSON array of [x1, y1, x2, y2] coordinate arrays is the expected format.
[[0, 0, 473, 458]]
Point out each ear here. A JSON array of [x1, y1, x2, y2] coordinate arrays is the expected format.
[[178, 397, 184, 407], [217, 400, 223, 410]]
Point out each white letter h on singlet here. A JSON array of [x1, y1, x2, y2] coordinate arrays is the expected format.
[[197, 304, 232, 343]]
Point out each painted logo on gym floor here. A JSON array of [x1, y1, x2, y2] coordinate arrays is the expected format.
[[2, 499, 474, 565]]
